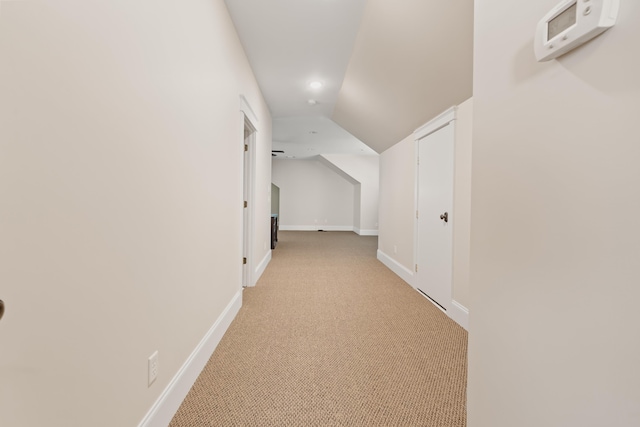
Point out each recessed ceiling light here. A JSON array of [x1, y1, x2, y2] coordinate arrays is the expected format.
[[309, 81, 323, 89]]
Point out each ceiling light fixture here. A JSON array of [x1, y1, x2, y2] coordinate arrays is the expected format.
[[309, 81, 323, 89], [308, 99, 318, 105]]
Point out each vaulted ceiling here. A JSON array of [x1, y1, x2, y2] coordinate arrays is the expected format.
[[224, 0, 473, 157]]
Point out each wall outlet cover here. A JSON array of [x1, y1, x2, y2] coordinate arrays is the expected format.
[[148, 351, 159, 386]]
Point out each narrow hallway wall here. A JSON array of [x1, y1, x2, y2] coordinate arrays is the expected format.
[[469, 1, 640, 425], [0, 1, 272, 426]]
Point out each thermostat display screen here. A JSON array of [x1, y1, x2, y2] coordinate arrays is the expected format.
[[548, 3, 577, 40], [535, 0, 619, 62]]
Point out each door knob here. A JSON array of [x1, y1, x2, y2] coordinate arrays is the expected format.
[[439, 212, 448, 223], [0, 299, 4, 321]]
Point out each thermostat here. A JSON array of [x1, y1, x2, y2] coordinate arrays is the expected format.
[[535, 0, 619, 62]]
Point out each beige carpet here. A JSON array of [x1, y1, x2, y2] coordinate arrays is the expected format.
[[170, 231, 467, 426]]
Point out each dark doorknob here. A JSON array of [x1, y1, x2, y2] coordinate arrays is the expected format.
[[0, 300, 4, 321], [440, 212, 448, 223]]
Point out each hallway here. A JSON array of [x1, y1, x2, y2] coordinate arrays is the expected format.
[[170, 231, 467, 426]]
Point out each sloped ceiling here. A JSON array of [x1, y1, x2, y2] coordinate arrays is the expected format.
[[224, 0, 474, 157], [332, 0, 474, 153]]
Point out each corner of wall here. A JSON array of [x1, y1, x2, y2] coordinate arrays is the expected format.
[[253, 250, 272, 286], [356, 229, 379, 236], [377, 249, 415, 287], [448, 300, 469, 331]]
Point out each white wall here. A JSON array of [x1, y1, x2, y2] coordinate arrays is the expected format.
[[271, 183, 280, 216], [272, 159, 355, 230], [469, 1, 640, 426], [378, 134, 416, 274], [452, 98, 473, 309], [378, 100, 473, 313], [0, 1, 271, 426], [320, 154, 380, 234], [354, 183, 363, 231], [248, 113, 273, 282]]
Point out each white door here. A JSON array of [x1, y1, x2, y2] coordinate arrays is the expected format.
[[416, 122, 454, 311]]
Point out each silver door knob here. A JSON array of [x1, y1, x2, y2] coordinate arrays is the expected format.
[[440, 212, 448, 223]]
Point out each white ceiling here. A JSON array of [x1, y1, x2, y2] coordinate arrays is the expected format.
[[273, 116, 377, 159], [224, 0, 473, 158]]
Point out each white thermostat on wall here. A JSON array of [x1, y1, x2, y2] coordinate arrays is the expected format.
[[535, 0, 619, 62]]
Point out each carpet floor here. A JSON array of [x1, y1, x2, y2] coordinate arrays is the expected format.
[[169, 231, 468, 426]]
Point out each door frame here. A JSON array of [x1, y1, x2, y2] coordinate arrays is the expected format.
[[240, 96, 258, 288], [413, 106, 457, 311]]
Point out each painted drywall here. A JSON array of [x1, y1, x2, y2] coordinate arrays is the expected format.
[[320, 154, 380, 234], [272, 159, 355, 230], [271, 184, 280, 216], [249, 114, 273, 282], [469, 1, 640, 426], [0, 1, 271, 426], [452, 98, 472, 308], [333, 0, 473, 154], [354, 184, 363, 231], [378, 134, 416, 273]]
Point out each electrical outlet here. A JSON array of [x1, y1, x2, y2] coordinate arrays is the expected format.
[[148, 351, 159, 386]]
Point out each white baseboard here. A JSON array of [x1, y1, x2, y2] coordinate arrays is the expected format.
[[377, 249, 415, 287], [448, 300, 469, 331], [138, 290, 243, 427], [280, 225, 354, 232], [252, 250, 272, 286], [376, 250, 468, 331], [355, 228, 379, 236]]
